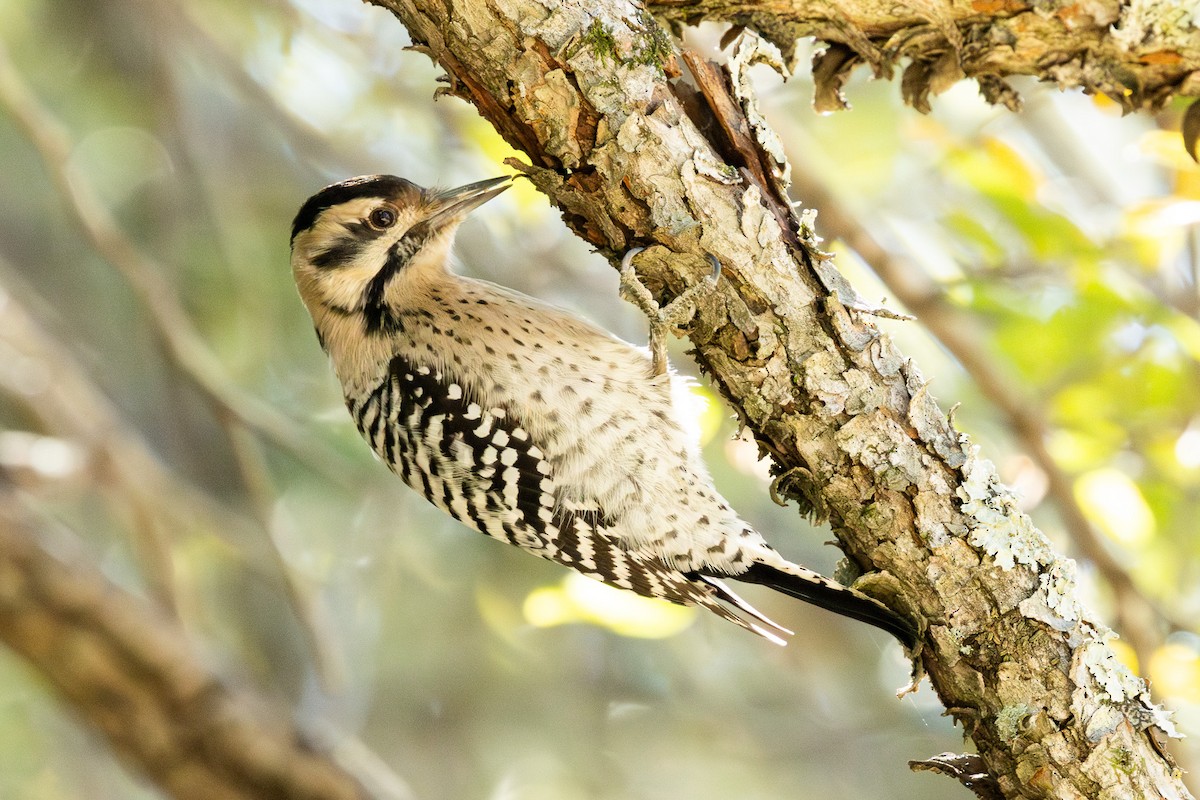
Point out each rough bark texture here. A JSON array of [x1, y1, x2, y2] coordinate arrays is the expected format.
[[365, 2, 1191, 798], [0, 502, 372, 800], [650, 0, 1200, 113]]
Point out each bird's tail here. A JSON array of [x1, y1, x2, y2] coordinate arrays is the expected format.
[[733, 562, 917, 649], [695, 575, 793, 646]]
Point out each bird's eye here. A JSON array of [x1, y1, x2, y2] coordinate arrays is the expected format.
[[368, 207, 397, 229]]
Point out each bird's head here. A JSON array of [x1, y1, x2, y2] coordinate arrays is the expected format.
[[290, 174, 511, 336]]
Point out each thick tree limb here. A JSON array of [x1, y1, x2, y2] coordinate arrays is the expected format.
[[0, 500, 372, 800], [365, 2, 1191, 797], [650, 0, 1200, 113], [780, 158, 1186, 670]]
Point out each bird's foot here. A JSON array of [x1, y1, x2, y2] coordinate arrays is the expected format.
[[619, 247, 721, 376]]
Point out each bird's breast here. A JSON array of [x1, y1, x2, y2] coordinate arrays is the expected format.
[[344, 280, 748, 567]]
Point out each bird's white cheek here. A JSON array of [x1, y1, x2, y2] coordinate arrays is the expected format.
[[316, 236, 396, 308], [316, 266, 374, 309]]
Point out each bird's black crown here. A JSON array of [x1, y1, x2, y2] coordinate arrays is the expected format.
[[291, 174, 419, 244]]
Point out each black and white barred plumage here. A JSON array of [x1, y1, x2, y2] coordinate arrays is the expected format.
[[290, 174, 916, 648]]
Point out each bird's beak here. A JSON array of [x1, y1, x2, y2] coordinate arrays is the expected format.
[[424, 176, 512, 231]]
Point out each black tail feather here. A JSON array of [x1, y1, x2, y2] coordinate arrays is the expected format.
[[734, 562, 917, 649], [698, 575, 794, 642]]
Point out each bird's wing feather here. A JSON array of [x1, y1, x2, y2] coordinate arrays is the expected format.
[[350, 354, 787, 636]]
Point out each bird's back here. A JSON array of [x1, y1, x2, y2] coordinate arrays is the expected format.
[[345, 325, 781, 632], [345, 276, 761, 571]]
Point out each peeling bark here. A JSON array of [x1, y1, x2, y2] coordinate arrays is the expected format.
[[650, 0, 1200, 113], [366, 1, 1192, 798]]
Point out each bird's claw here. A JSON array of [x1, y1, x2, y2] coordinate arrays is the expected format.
[[619, 247, 721, 376], [705, 252, 722, 282], [618, 247, 655, 316]]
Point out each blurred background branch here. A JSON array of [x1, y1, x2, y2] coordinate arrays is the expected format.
[[0, 496, 374, 800], [0, 31, 360, 693], [0, 38, 365, 491]]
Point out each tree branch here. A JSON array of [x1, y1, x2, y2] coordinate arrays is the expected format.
[[0, 498, 373, 800], [0, 263, 358, 687], [650, 0, 1200, 113], [0, 265, 266, 577], [364, 2, 1191, 797], [782, 156, 1188, 669]]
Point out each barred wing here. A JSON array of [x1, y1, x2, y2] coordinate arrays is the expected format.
[[345, 355, 789, 642]]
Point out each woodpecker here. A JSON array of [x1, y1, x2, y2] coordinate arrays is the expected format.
[[290, 173, 916, 648]]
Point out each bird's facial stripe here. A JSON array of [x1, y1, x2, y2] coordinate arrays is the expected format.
[[311, 236, 362, 270], [310, 220, 393, 270], [391, 223, 431, 265], [361, 226, 434, 335], [319, 298, 357, 317]]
